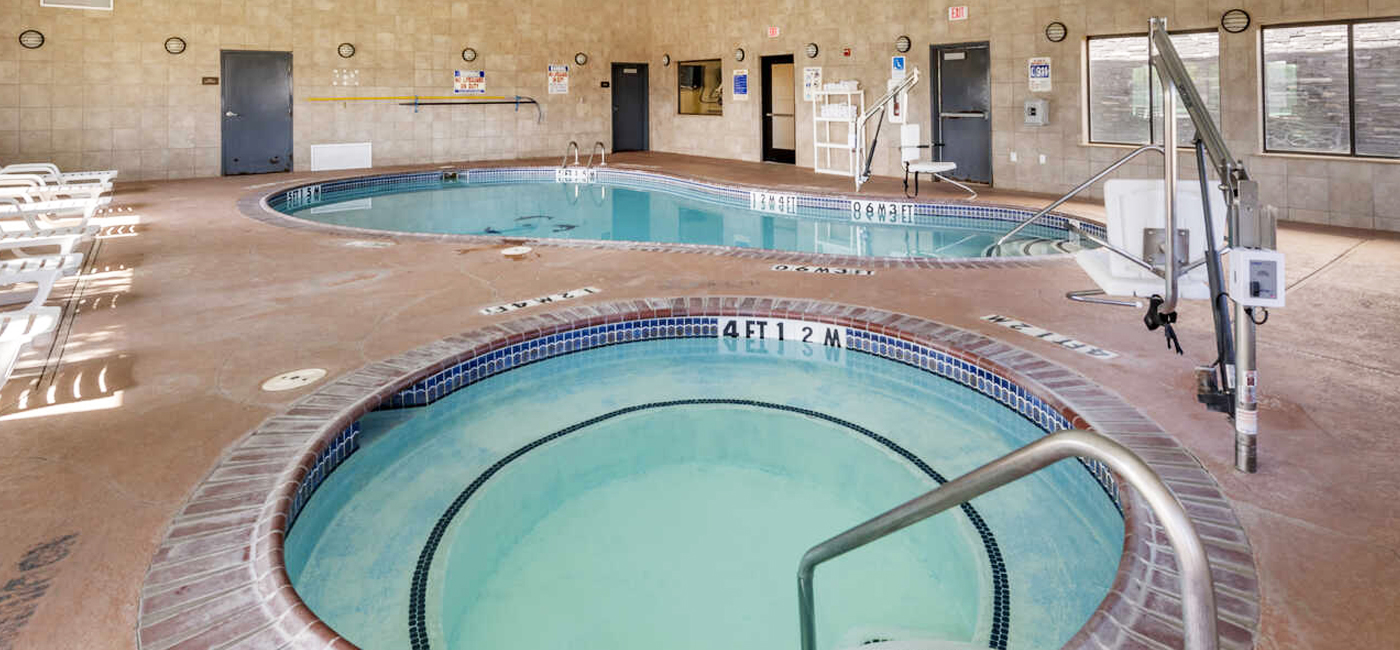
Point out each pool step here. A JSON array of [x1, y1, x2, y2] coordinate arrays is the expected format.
[[983, 236, 1085, 257]]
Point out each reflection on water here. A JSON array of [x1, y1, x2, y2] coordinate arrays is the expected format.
[[288, 182, 1081, 259]]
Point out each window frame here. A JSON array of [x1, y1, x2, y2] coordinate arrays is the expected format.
[[1084, 28, 1221, 147], [1260, 16, 1400, 160], [676, 59, 724, 116]]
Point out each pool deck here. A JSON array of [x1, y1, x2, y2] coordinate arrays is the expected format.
[[0, 152, 1396, 650]]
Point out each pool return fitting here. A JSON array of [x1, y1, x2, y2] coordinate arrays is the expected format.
[[994, 17, 1281, 474], [799, 429, 1219, 650]]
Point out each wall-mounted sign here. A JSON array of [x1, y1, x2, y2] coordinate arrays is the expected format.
[[949, 5, 968, 21], [803, 66, 822, 101], [201, 77, 219, 85], [454, 70, 485, 94], [733, 69, 749, 100], [890, 55, 906, 81], [547, 64, 569, 94], [850, 199, 918, 225], [481, 287, 602, 315], [981, 315, 1117, 359], [1028, 57, 1051, 92], [768, 26, 780, 38]]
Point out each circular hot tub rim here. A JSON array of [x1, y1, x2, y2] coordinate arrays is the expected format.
[[136, 297, 1259, 650], [236, 166, 1103, 269]]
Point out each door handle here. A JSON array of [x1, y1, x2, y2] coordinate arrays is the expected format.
[[765, 113, 795, 117], [940, 111, 987, 119], [225, 111, 239, 117]]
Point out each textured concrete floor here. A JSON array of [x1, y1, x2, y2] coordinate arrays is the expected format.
[[0, 153, 1395, 649]]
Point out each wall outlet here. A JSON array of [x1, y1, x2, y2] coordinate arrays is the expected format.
[[1008, 151, 1018, 162], [1039, 154, 1047, 164]]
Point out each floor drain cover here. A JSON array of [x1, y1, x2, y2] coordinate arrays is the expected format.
[[261, 368, 328, 392], [343, 240, 394, 248]]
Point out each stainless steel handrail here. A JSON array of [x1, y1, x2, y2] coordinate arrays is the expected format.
[[561, 140, 580, 167], [797, 429, 1217, 650], [1153, 19, 1182, 313], [587, 141, 607, 168], [993, 144, 1162, 247]]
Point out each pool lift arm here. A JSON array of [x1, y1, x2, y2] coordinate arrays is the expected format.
[[855, 68, 922, 191], [1029, 18, 1274, 472]]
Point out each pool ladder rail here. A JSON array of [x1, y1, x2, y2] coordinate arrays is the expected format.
[[561, 141, 581, 168], [797, 429, 1219, 650], [587, 141, 607, 168]]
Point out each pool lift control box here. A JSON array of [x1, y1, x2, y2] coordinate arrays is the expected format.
[[1230, 249, 1285, 308], [1023, 98, 1048, 126]]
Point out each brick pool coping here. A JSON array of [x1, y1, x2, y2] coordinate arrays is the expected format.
[[236, 166, 1093, 270], [136, 297, 1259, 650]]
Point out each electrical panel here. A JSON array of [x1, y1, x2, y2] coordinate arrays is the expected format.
[[1230, 249, 1286, 308], [1024, 98, 1048, 126]]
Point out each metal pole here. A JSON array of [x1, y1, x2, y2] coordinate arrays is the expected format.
[[1154, 17, 1179, 313], [797, 429, 1217, 650], [1232, 181, 1262, 473]]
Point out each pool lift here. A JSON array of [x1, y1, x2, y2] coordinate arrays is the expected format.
[[996, 17, 1283, 474]]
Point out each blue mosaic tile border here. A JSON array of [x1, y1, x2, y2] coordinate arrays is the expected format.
[[371, 318, 1119, 509], [286, 421, 360, 531], [264, 167, 1105, 242]]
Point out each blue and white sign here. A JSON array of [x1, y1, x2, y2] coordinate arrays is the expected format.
[[1028, 57, 1051, 92], [891, 55, 906, 81], [733, 69, 749, 100]]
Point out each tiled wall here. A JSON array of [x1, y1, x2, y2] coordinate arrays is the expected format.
[[646, 0, 1400, 232], [5, 0, 1399, 232], [0, 0, 648, 179]]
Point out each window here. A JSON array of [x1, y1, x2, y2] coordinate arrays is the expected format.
[[1263, 19, 1400, 158], [1086, 31, 1221, 146], [678, 60, 724, 116]]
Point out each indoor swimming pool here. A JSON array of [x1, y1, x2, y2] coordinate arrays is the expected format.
[[269, 169, 1095, 258], [284, 332, 1124, 650]]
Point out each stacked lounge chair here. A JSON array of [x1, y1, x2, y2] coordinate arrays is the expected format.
[[0, 163, 115, 388]]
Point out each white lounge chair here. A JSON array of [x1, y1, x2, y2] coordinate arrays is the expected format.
[[0, 254, 84, 312], [0, 163, 117, 186], [899, 124, 977, 199], [0, 226, 97, 257], [0, 306, 59, 389], [0, 195, 107, 231], [0, 174, 111, 203], [1071, 178, 1227, 304]]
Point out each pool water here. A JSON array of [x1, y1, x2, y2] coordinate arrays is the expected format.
[[285, 338, 1123, 650], [282, 180, 1083, 258]]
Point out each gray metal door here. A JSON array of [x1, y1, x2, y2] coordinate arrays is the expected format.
[[221, 50, 292, 175], [930, 43, 991, 183], [611, 63, 649, 152]]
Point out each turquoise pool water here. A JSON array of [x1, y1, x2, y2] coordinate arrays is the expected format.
[[285, 338, 1123, 650], [280, 179, 1084, 258]]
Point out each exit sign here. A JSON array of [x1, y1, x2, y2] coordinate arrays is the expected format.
[[768, 26, 780, 38], [949, 5, 968, 20]]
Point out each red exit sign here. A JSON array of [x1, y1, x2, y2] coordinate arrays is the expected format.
[[767, 26, 780, 38], [949, 5, 968, 20]]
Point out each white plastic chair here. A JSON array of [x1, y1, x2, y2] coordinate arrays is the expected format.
[[899, 123, 977, 198], [0, 254, 84, 311], [0, 306, 59, 389], [0, 173, 112, 203], [0, 195, 107, 231], [1072, 178, 1227, 302], [0, 163, 117, 186]]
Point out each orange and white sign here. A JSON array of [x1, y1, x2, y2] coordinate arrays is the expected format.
[[767, 26, 780, 38], [949, 5, 968, 20]]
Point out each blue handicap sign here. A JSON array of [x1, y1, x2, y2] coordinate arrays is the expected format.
[[892, 56, 906, 71]]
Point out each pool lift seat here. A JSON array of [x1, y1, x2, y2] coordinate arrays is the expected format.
[[1067, 178, 1226, 308], [899, 124, 977, 199]]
